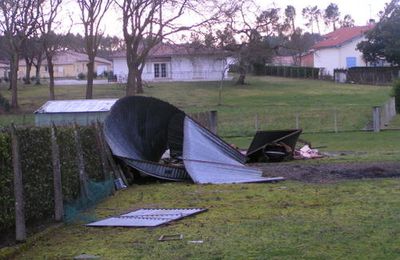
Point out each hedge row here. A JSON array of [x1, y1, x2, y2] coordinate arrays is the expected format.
[[0, 125, 105, 232], [255, 65, 320, 79]]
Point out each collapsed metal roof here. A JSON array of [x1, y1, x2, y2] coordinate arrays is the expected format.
[[35, 99, 118, 114], [104, 96, 283, 184]]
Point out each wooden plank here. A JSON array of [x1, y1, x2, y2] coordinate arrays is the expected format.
[[73, 124, 89, 199], [51, 123, 64, 221], [11, 124, 26, 242], [95, 122, 115, 193]]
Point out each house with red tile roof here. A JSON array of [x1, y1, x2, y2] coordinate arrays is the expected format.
[[311, 25, 374, 75], [111, 43, 231, 82]]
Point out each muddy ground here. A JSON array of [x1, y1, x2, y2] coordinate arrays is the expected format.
[[257, 161, 400, 183]]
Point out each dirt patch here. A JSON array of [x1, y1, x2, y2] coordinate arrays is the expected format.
[[256, 162, 400, 183]]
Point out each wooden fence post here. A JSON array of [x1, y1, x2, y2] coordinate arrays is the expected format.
[[73, 124, 89, 199], [295, 113, 300, 129], [333, 109, 338, 133], [95, 122, 116, 193], [373, 106, 381, 132], [11, 124, 26, 242], [208, 111, 218, 134], [51, 123, 63, 221], [255, 113, 259, 131]]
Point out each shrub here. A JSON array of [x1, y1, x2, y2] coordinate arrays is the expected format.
[[0, 125, 108, 234], [392, 80, 400, 113], [77, 72, 86, 80], [0, 94, 10, 113]]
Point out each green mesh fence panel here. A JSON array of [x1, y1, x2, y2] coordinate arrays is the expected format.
[[64, 179, 114, 223]]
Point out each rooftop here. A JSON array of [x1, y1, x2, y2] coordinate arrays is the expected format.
[[112, 43, 229, 59], [35, 99, 118, 114], [312, 25, 374, 50]]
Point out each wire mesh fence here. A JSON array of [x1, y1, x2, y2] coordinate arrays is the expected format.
[[217, 105, 372, 137]]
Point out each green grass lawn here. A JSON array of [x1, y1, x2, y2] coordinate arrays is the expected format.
[[5, 179, 400, 259], [1, 76, 400, 259], [0, 76, 393, 135]]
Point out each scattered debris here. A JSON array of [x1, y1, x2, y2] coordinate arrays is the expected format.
[[188, 240, 204, 244], [73, 253, 101, 260], [158, 234, 184, 241], [86, 208, 207, 228], [113, 178, 127, 190], [295, 145, 324, 159]]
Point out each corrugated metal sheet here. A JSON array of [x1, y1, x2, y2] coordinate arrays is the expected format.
[[183, 117, 282, 184], [86, 208, 206, 227], [35, 99, 118, 114]]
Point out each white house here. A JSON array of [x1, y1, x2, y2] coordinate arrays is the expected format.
[[112, 43, 231, 82], [311, 25, 374, 75]]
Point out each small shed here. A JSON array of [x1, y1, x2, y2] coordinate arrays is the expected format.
[[34, 99, 118, 127]]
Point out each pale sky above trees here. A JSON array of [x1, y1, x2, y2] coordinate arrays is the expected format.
[[72, 0, 386, 37]]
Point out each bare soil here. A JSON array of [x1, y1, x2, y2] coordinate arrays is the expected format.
[[257, 161, 400, 183]]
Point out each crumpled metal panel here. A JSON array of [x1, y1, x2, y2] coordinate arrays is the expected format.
[[183, 117, 281, 184], [247, 129, 302, 162], [86, 208, 206, 227]]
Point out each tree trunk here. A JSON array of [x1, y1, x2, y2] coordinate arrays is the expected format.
[[126, 70, 137, 96], [236, 67, 246, 85], [34, 59, 42, 85], [10, 54, 19, 109], [136, 73, 143, 94], [47, 56, 56, 100], [24, 58, 32, 85], [86, 58, 95, 99]]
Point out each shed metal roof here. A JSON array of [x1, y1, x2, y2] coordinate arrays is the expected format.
[[35, 99, 118, 114]]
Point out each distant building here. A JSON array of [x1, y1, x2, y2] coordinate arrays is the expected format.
[[271, 56, 295, 66], [112, 43, 231, 82], [18, 50, 112, 79], [310, 25, 374, 75], [0, 60, 9, 79], [34, 99, 117, 127]]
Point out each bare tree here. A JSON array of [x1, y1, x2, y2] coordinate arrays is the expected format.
[[39, 0, 64, 100], [77, 0, 112, 99], [302, 6, 322, 34], [116, 0, 220, 95], [0, 0, 40, 108], [222, 0, 282, 84]]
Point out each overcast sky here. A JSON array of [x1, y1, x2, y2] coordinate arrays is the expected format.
[[74, 0, 389, 37]]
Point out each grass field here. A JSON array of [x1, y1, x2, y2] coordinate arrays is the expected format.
[[0, 76, 393, 135], [1, 76, 400, 259], [5, 179, 400, 259]]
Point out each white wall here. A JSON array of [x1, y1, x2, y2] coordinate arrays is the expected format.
[[113, 55, 228, 82], [314, 36, 367, 75]]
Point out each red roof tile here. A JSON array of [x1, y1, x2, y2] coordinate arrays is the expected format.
[[312, 25, 374, 49]]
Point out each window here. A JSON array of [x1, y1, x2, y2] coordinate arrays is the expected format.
[[346, 57, 357, 68], [161, 63, 167, 77], [154, 63, 167, 78]]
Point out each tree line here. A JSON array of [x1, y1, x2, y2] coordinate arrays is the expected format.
[[0, 0, 361, 109]]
